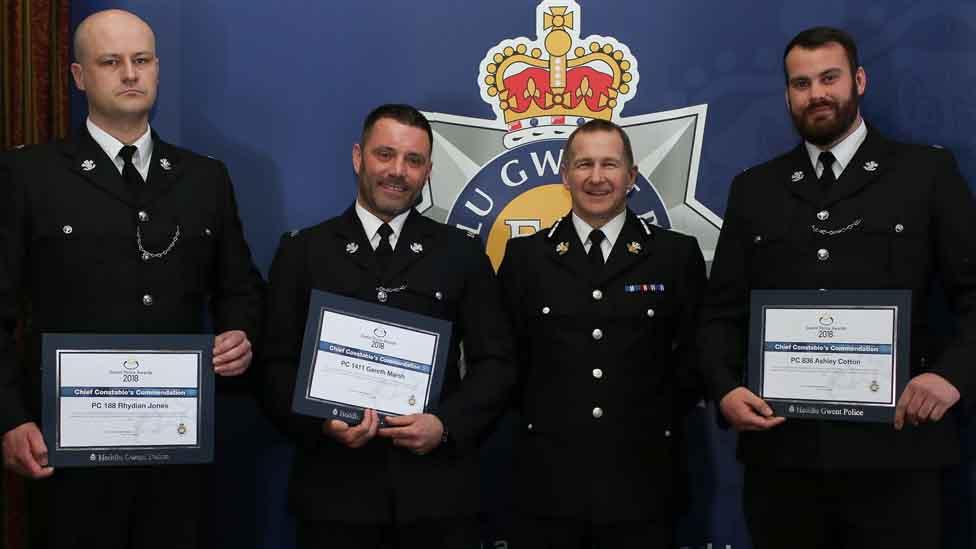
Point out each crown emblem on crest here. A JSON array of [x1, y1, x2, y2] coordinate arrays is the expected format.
[[479, 1, 638, 148]]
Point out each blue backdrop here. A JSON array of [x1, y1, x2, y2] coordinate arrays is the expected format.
[[68, 2, 976, 548]]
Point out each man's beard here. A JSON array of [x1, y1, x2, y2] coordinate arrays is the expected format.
[[790, 87, 860, 147]]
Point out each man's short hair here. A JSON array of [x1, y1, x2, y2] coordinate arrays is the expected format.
[[783, 26, 860, 83], [562, 119, 635, 168], [361, 104, 434, 153]]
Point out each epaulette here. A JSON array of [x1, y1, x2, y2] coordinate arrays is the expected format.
[[638, 216, 653, 236], [546, 218, 562, 239]]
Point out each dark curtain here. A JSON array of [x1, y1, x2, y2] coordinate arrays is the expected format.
[[1, 1, 71, 548], [1, 0, 70, 148]]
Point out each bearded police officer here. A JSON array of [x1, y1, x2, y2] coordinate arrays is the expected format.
[[700, 27, 976, 549], [498, 119, 706, 547], [0, 9, 264, 548]]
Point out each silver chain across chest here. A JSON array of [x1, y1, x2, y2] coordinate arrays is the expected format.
[[811, 218, 862, 236], [137, 225, 181, 261], [376, 284, 407, 303]]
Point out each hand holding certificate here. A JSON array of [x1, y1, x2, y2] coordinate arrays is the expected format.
[[894, 372, 961, 430], [292, 291, 451, 428]]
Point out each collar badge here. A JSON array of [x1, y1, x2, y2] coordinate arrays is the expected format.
[[160, 158, 172, 171], [863, 161, 878, 172], [81, 159, 96, 171], [345, 242, 359, 254], [627, 241, 642, 254], [791, 171, 804, 182], [410, 242, 423, 254], [555, 241, 569, 255]]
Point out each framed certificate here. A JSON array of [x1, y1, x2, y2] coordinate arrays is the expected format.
[[292, 290, 451, 425], [748, 290, 911, 423], [42, 334, 214, 467]]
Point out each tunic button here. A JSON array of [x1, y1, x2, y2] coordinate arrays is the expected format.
[[817, 210, 829, 221], [591, 328, 603, 340], [137, 210, 149, 223], [62, 225, 73, 235], [542, 306, 551, 315], [817, 248, 830, 261], [664, 429, 672, 438], [527, 423, 533, 431], [142, 294, 154, 307], [646, 308, 655, 318], [592, 289, 603, 301], [894, 223, 904, 233], [592, 368, 603, 379], [435, 291, 443, 301], [592, 407, 604, 419], [753, 235, 762, 243], [204, 228, 213, 236]]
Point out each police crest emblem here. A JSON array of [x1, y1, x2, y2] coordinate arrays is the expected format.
[[418, 1, 719, 271]]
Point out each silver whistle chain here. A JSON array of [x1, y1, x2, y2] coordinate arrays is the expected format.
[[137, 224, 181, 261], [811, 218, 862, 236]]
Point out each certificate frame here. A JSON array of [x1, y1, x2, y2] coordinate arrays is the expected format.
[[292, 290, 451, 425], [42, 334, 215, 467], [747, 289, 911, 423]]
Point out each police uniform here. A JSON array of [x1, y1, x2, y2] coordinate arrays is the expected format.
[[0, 127, 266, 549], [700, 126, 976, 549], [497, 209, 706, 546], [262, 205, 516, 548]]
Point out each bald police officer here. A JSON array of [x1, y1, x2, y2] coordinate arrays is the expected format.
[[0, 9, 264, 548]]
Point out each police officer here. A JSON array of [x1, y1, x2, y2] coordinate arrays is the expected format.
[[498, 119, 706, 547], [700, 27, 976, 549], [0, 9, 264, 548], [262, 104, 516, 549]]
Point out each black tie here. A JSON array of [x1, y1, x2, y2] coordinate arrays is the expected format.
[[818, 151, 836, 192], [119, 145, 144, 199], [375, 223, 394, 270], [587, 229, 605, 274]]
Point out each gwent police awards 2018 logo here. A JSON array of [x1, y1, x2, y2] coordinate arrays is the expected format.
[[419, 0, 721, 269]]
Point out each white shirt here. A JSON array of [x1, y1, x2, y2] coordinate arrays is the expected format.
[[571, 209, 627, 263], [355, 201, 410, 251], [805, 117, 867, 181], [87, 118, 153, 182]]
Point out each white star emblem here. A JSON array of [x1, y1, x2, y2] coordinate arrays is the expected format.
[[863, 161, 878, 172], [410, 242, 423, 254], [160, 158, 172, 171], [345, 242, 359, 254], [791, 171, 804, 182], [81, 159, 96, 171]]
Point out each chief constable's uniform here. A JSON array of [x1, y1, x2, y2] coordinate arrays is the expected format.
[[262, 204, 516, 548], [700, 122, 976, 549], [0, 124, 265, 549], [498, 208, 706, 545]]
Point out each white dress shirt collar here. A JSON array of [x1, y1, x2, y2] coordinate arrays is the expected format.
[[570, 209, 627, 261], [805, 117, 867, 180], [355, 201, 411, 251], [86, 117, 153, 182]]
